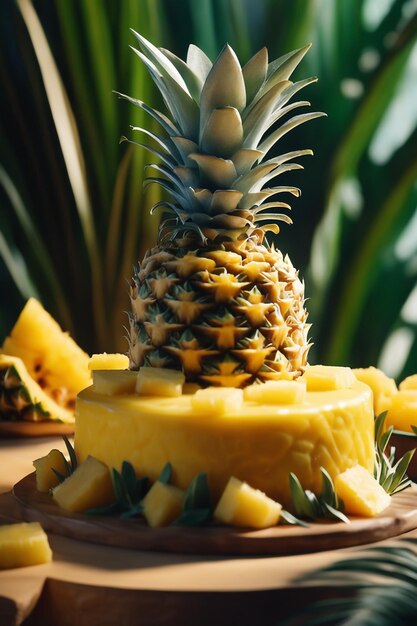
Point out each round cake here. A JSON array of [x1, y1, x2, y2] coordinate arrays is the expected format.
[[75, 379, 374, 508]]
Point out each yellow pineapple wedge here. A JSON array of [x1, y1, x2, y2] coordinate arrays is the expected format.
[[0, 354, 74, 423], [214, 476, 282, 528], [1, 298, 91, 415], [33, 449, 68, 492], [386, 390, 417, 433], [92, 370, 138, 395], [135, 366, 185, 397], [0, 522, 52, 569], [191, 387, 243, 415], [52, 456, 113, 513], [141, 481, 185, 527], [89, 353, 129, 370], [399, 374, 417, 391], [243, 380, 306, 404], [302, 365, 356, 391], [353, 366, 398, 415], [334, 465, 391, 517]]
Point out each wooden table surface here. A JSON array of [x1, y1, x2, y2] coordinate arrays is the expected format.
[[1, 436, 417, 626]]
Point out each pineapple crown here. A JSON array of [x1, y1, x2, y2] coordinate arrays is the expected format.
[[118, 32, 326, 245]]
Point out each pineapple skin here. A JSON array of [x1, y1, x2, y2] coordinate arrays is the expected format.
[[128, 240, 310, 387]]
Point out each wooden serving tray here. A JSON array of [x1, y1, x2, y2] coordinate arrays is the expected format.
[[13, 473, 417, 556], [0, 421, 74, 438]]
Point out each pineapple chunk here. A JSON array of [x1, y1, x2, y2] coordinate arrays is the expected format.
[[399, 374, 417, 391], [142, 481, 185, 527], [92, 370, 138, 395], [33, 448, 68, 492], [0, 522, 52, 569], [243, 380, 306, 404], [302, 365, 356, 391], [353, 366, 398, 415], [52, 456, 114, 513], [214, 476, 282, 528], [136, 367, 185, 397], [191, 387, 243, 415], [89, 353, 129, 370], [386, 390, 417, 433], [334, 465, 391, 517]]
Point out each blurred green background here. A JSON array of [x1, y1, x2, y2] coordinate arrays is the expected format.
[[1, 0, 416, 382]]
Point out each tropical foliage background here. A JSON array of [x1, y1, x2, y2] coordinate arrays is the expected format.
[[1, 0, 417, 382]]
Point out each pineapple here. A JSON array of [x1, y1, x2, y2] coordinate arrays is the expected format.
[[214, 476, 282, 528], [0, 355, 75, 423], [353, 366, 398, 415], [92, 370, 138, 395], [1, 298, 91, 415], [302, 365, 356, 392], [191, 386, 243, 414], [334, 465, 391, 517], [141, 481, 185, 527], [33, 448, 68, 492], [121, 33, 325, 387], [0, 522, 52, 569], [89, 353, 129, 370], [243, 379, 306, 403], [135, 366, 185, 396], [52, 455, 114, 513]]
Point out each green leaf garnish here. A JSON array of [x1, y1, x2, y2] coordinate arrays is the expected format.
[[374, 412, 415, 495], [288, 468, 349, 523], [158, 462, 173, 484], [183, 472, 211, 511], [172, 508, 212, 527]]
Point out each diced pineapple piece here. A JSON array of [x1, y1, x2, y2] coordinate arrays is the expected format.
[[33, 449, 68, 492], [302, 365, 356, 391], [92, 370, 138, 395], [334, 465, 391, 517], [399, 374, 417, 391], [214, 476, 282, 528], [52, 456, 114, 513], [353, 366, 398, 415], [0, 522, 52, 569], [142, 481, 185, 527], [89, 353, 129, 371], [243, 380, 306, 404], [191, 387, 243, 415], [386, 390, 417, 433], [136, 367, 185, 397]]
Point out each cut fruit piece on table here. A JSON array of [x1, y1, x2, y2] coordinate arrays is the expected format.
[[89, 353, 129, 370], [353, 366, 398, 415], [334, 464, 391, 517], [191, 387, 243, 415], [33, 448, 68, 492], [302, 365, 356, 391], [136, 367, 185, 397], [214, 476, 282, 529], [92, 370, 138, 395], [52, 455, 113, 513], [142, 481, 185, 527], [0, 522, 52, 569], [243, 380, 306, 404], [1, 298, 91, 413], [0, 355, 75, 423]]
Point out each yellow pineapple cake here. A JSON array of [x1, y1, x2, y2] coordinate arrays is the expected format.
[[74, 34, 376, 512]]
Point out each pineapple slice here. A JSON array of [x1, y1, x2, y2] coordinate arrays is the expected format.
[[92, 370, 138, 396], [0, 355, 74, 423], [353, 366, 398, 415], [214, 476, 282, 528], [243, 380, 306, 404], [33, 449, 68, 492], [399, 374, 417, 391], [141, 481, 185, 527], [136, 366, 185, 397], [0, 522, 52, 569], [191, 387, 243, 415], [386, 390, 417, 433], [302, 365, 356, 391], [334, 465, 391, 517], [52, 455, 113, 513], [89, 353, 129, 370], [1, 298, 91, 412]]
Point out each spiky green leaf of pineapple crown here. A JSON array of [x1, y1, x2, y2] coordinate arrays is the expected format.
[[117, 32, 326, 244]]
